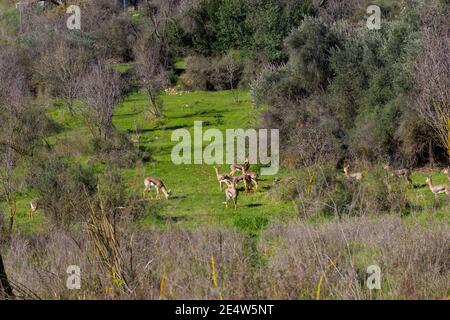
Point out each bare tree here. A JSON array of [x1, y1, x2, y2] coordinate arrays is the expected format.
[[0, 46, 30, 233], [415, 5, 450, 160], [223, 54, 242, 103], [133, 0, 189, 117], [35, 42, 89, 114], [134, 36, 170, 117], [80, 63, 123, 139]]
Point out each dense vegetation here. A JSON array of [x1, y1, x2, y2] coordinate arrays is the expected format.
[[0, 0, 448, 300]]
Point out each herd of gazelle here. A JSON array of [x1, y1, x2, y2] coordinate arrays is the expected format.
[[214, 158, 259, 210], [344, 163, 449, 195], [26, 163, 450, 217]]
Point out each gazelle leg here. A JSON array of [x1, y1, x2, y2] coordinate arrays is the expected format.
[[233, 198, 237, 210], [156, 187, 160, 199], [244, 180, 249, 193]]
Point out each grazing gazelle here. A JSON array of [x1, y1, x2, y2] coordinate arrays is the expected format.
[[425, 177, 449, 195], [214, 166, 231, 192], [143, 177, 172, 199], [343, 164, 363, 181], [221, 179, 238, 210], [383, 164, 413, 185], [29, 199, 38, 218], [229, 158, 250, 176]]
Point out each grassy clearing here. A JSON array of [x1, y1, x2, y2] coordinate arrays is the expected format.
[[116, 89, 296, 232], [5, 89, 449, 235]]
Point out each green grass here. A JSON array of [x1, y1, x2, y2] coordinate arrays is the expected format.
[[115, 89, 295, 231], [4, 88, 449, 235]]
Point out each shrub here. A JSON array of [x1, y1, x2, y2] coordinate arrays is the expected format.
[[184, 54, 244, 91], [26, 155, 97, 227], [271, 166, 410, 218], [89, 131, 140, 167]]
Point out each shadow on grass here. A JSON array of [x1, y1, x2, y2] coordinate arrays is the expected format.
[[246, 203, 262, 208], [127, 124, 188, 134]]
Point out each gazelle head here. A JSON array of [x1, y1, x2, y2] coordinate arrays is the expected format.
[[425, 176, 432, 185], [30, 200, 38, 212]]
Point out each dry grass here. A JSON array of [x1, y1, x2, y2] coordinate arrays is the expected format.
[[2, 216, 448, 300]]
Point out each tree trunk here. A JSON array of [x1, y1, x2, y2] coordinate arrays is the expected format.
[[428, 141, 435, 167], [0, 252, 14, 298]]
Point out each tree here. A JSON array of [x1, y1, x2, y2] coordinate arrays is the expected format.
[[0, 46, 30, 233], [415, 15, 450, 160], [35, 42, 88, 114], [134, 35, 170, 117], [0, 252, 13, 299], [80, 63, 123, 139]]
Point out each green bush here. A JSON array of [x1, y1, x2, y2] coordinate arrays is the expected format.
[[272, 166, 410, 218]]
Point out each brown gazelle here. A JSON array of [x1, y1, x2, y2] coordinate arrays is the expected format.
[[383, 164, 413, 185], [229, 158, 250, 176], [214, 166, 231, 192], [221, 179, 238, 210], [143, 177, 172, 199], [29, 199, 38, 218], [442, 167, 450, 182], [242, 169, 258, 192], [343, 164, 363, 181], [425, 177, 449, 196]]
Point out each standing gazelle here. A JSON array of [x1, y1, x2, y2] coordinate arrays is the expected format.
[[242, 169, 259, 192], [343, 164, 363, 181], [29, 199, 38, 218], [214, 166, 231, 192], [229, 158, 250, 176], [442, 167, 450, 182], [425, 177, 449, 196], [221, 179, 238, 210], [143, 177, 172, 200]]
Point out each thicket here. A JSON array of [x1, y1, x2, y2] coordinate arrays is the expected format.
[[251, 1, 449, 167]]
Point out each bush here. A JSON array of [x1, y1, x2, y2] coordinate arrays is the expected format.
[[271, 166, 410, 218], [89, 131, 141, 167], [26, 155, 97, 227], [183, 54, 244, 91]]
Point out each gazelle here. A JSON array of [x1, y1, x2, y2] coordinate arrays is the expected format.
[[383, 164, 413, 185], [214, 166, 231, 192], [442, 167, 450, 182], [343, 164, 363, 181], [425, 177, 449, 195], [143, 177, 172, 199], [229, 158, 250, 176], [222, 179, 238, 210], [242, 170, 259, 192], [29, 199, 38, 218]]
